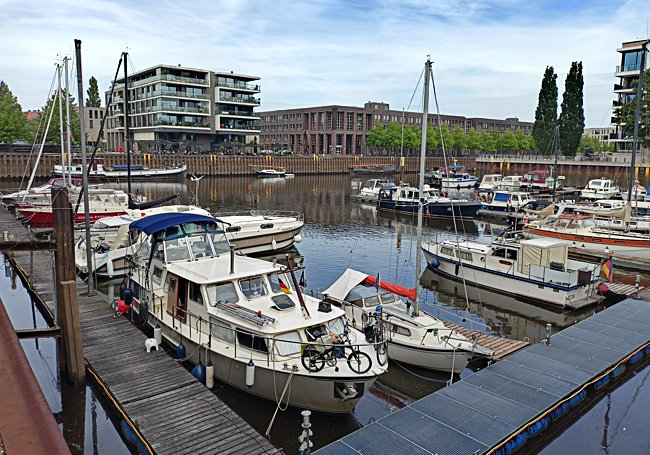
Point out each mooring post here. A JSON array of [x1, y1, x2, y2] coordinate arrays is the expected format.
[[52, 186, 85, 383]]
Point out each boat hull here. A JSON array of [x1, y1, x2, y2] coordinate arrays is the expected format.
[[386, 340, 471, 374], [378, 200, 481, 218], [17, 206, 128, 225]]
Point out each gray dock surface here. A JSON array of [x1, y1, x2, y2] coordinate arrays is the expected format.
[[316, 298, 650, 455], [0, 206, 278, 455]]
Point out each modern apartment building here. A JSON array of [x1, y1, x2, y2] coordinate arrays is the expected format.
[[104, 64, 260, 153], [583, 127, 616, 144], [257, 101, 532, 155], [612, 39, 649, 152], [83, 107, 106, 145]]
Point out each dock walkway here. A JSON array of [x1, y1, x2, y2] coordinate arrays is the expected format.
[[0, 206, 278, 455], [316, 298, 650, 455]]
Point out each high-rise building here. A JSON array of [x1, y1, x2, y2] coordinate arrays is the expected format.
[[612, 39, 649, 152], [83, 107, 106, 146], [104, 64, 260, 153], [257, 102, 532, 155]]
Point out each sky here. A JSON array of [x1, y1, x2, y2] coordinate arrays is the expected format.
[[1, 0, 649, 127]]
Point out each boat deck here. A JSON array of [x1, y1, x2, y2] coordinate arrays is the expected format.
[[568, 246, 650, 273], [316, 298, 650, 454], [0, 205, 278, 455]]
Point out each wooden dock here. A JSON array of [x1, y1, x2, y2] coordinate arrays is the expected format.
[[445, 322, 529, 362], [0, 206, 278, 455]]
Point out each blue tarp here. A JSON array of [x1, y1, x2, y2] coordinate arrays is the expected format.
[[113, 164, 143, 169], [129, 213, 217, 235]]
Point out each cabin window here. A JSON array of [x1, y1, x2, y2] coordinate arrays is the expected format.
[[458, 251, 472, 261], [226, 226, 241, 232], [379, 292, 397, 304], [506, 249, 518, 260], [389, 323, 411, 337], [188, 282, 203, 306], [261, 223, 274, 229], [271, 294, 295, 310], [493, 247, 506, 258], [274, 331, 302, 356], [327, 317, 346, 335], [269, 273, 293, 294], [239, 276, 268, 299], [206, 282, 239, 305], [236, 329, 268, 353], [441, 247, 455, 257], [152, 266, 163, 284], [189, 237, 212, 259], [164, 238, 190, 261], [210, 318, 234, 344]]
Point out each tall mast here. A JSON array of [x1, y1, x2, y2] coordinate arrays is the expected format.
[[57, 63, 66, 181], [64, 56, 72, 186], [123, 52, 131, 197], [75, 39, 94, 294], [628, 41, 648, 202], [552, 125, 559, 203], [413, 56, 431, 317], [399, 107, 405, 183]]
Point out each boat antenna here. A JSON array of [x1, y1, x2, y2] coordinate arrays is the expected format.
[[399, 107, 405, 183], [628, 41, 648, 202], [413, 56, 431, 318]]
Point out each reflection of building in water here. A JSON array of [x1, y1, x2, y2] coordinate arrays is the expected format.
[[420, 268, 599, 343]]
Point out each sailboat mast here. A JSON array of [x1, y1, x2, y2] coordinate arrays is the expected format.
[[414, 57, 431, 317], [628, 41, 648, 202], [64, 56, 72, 186], [57, 63, 66, 182], [552, 125, 559, 203], [123, 52, 132, 197], [399, 107, 405, 183]]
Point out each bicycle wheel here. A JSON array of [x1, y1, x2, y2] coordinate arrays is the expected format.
[[322, 348, 339, 367], [301, 345, 325, 372], [376, 342, 388, 366], [347, 350, 372, 374]]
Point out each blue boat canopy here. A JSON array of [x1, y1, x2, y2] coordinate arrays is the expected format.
[[129, 213, 217, 235], [113, 164, 143, 169]]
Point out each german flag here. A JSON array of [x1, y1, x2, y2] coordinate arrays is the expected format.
[[601, 257, 613, 283], [279, 278, 292, 294]]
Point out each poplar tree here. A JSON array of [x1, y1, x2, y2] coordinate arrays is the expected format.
[[86, 76, 102, 107], [558, 62, 585, 156], [532, 66, 558, 155], [0, 81, 30, 143]]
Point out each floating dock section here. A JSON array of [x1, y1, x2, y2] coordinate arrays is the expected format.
[[316, 298, 650, 455]]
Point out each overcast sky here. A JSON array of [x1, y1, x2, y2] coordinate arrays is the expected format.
[[1, 0, 649, 126]]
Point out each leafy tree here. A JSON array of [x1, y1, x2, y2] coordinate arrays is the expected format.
[[86, 76, 102, 107], [384, 122, 403, 154], [450, 125, 466, 152], [501, 129, 517, 151], [480, 130, 497, 152], [403, 124, 421, 154], [514, 129, 527, 150], [612, 68, 650, 148], [0, 81, 30, 143], [36, 90, 81, 145], [367, 122, 385, 151], [466, 128, 481, 150], [532, 66, 558, 154], [558, 62, 585, 156], [491, 131, 502, 151], [433, 124, 450, 152]]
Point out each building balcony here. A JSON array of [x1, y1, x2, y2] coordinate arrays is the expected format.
[[145, 105, 210, 115], [217, 125, 260, 133], [118, 73, 209, 89], [615, 64, 642, 75], [134, 89, 210, 101], [218, 95, 260, 106], [217, 110, 260, 118], [216, 80, 261, 92], [152, 120, 210, 129]]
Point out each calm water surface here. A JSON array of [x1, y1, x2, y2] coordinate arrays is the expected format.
[[2, 172, 649, 454]]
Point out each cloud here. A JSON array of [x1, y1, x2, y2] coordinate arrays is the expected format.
[[1, 0, 648, 126]]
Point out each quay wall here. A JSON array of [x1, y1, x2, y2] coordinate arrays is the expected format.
[[0, 152, 642, 179]]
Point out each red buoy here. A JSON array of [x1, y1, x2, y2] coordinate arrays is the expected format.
[[117, 299, 131, 314]]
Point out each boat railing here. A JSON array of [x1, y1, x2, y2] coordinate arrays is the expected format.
[[217, 210, 304, 222]]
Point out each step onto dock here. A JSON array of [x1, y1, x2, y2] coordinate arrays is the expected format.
[[445, 322, 529, 361], [316, 298, 650, 455]]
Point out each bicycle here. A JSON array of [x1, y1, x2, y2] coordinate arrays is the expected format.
[[301, 329, 372, 374], [364, 309, 388, 367]]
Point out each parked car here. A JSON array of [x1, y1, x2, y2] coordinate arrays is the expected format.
[[280, 149, 293, 155]]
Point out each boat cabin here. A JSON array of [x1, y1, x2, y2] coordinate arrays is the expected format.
[[479, 174, 503, 191]]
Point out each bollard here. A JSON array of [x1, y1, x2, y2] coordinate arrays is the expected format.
[[545, 323, 552, 345], [298, 410, 313, 455]]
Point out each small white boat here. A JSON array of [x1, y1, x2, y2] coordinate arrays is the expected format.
[[351, 178, 391, 202], [53, 163, 187, 180], [581, 178, 619, 200], [322, 269, 491, 373], [422, 236, 601, 309], [125, 213, 388, 413], [496, 175, 523, 191], [478, 174, 502, 193], [482, 190, 536, 212], [0, 177, 83, 205], [256, 168, 286, 178]]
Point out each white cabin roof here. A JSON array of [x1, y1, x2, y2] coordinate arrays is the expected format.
[[166, 254, 280, 284], [518, 238, 567, 248]]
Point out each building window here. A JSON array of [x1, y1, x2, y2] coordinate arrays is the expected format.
[[89, 119, 93, 129], [356, 113, 363, 131]]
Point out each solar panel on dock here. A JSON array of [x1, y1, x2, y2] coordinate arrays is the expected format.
[[315, 298, 650, 455]]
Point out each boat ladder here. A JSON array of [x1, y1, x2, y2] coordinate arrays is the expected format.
[[214, 301, 275, 326]]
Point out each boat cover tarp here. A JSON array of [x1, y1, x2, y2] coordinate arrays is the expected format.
[[129, 213, 216, 234], [524, 202, 555, 218], [364, 275, 416, 301], [323, 268, 416, 302]]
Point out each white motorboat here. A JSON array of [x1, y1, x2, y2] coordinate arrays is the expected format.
[[351, 178, 391, 202], [580, 178, 620, 200], [478, 174, 502, 193], [256, 168, 286, 178], [522, 170, 565, 192], [496, 175, 524, 191], [441, 164, 479, 190], [422, 235, 601, 309], [321, 268, 491, 373], [124, 213, 388, 413], [0, 177, 83, 206], [482, 190, 536, 212]]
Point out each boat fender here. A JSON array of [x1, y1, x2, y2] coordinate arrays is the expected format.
[[206, 362, 214, 389], [246, 360, 255, 388], [117, 299, 130, 314], [192, 362, 206, 384], [430, 256, 440, 269], [139, 298, 149, 326], [119, 282, 126, 300], [523, 216, 529, 224], [177, 343, 186, 360], [154, 324, 162, 345], [123, 288, 133, 307], [294, 234, 303, 243], [272, 238, 277, 250], [106, 256, 114, 278]]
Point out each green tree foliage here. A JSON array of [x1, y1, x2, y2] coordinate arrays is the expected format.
[[0, 81, 30, 143], [532, 66, 558, 154], [86, 76, 101, 107], [558, 62, 585, 156], [449, 125, 466, 151], [480, 130, 497, 152], [501, 129, 517, 151], [433, 124, 450, 151], [366, 122, 385, 148], [37, 90, 81, 145], [514, 129, 527, 150], [384, 122, 403, 153], [466, 128, 482, 150], [612, 69, 650, 148], [491, 131, 502, 151], [403, 124, 421, 152]]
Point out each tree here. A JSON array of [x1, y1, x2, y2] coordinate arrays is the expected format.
[[501, 129, 517, 151], [558, 62, 585, 156], [86, 76, 101, 107], [491, 131, 502, 152], [403, 124, 421, 155], [480, 130, 497, 152], [0, 81, 30, 143], [449, 125, 467, 152], [384, 122, 402, 154], [36, 90, 81, 145], [532, 66, 558, 155], [514, 129, 527, 151], [366, 122, 385, 153], [613, 68, 650, 148], [466, 128, 482, 151]]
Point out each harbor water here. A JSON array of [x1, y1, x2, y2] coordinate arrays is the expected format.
[[1, 173, 649, 454]]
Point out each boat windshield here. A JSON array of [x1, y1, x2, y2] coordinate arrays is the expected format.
[[158, 221, 230, 262], [346, 283, 398, 308]]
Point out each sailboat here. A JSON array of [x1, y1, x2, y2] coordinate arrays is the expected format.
[[324, 58, 491, 374]]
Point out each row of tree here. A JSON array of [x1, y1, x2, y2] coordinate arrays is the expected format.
[[532, 63, 585, 156], [0, 77, 102, 146], [366, 121, 535, 154]]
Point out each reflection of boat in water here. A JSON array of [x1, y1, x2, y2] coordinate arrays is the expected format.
[[376, 209, 483, 234], [371, 359, 450, 407], [420, 268, 601, 341]]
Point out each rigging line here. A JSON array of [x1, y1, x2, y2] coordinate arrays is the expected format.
[[406, 67, 425, 113]]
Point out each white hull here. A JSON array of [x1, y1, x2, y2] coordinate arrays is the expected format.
[[386, 339, 471, 374], [525, 229, 650, 260]]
